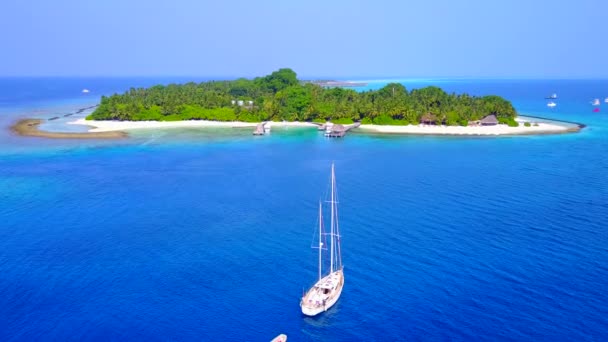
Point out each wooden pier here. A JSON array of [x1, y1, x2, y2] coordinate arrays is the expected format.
[[253, 123, 265, 135], [253, 121, 360, 137], [253, 122, 270, 135]]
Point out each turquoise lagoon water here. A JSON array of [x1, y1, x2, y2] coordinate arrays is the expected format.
[[0, 78, 607, 341]]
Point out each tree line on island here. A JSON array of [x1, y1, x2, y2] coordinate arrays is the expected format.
[[88, 68, 518, 126]]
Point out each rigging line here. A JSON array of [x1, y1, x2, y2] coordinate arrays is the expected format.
[[333, 165, 342, 270], [309, 200, 322, 249], [310, 199, 330, 276]]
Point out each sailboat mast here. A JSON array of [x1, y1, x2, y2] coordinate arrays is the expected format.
[[318, 201, 323, 281], [332, 163, 342, 271], [330, 163, 335, 273]]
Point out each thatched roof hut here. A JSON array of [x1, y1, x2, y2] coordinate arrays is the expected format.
[[326, 123, 346, 138], [331, 124, 346, 133], [480, 114, 498, 126], [420, 113, 437, 125]]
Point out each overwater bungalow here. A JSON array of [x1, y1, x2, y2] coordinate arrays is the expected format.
[[480, 114, 499, 126], [325, 124, 346, 138]]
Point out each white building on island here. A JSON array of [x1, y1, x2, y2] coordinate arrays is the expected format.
[[232, 99, 254, 108]]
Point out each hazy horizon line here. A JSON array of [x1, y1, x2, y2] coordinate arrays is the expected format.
[[1, 74, 607, 81]]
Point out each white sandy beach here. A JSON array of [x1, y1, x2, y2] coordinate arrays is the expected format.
[[69, 117, 577, 135], [68, 118, 316, 132], [358, 118, 573, 135]]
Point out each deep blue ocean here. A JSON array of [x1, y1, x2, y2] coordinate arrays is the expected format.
[[0, 77, 607, 341]]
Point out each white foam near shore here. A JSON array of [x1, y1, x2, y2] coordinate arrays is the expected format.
[[69, 117, 577, 135], [68, 118, 316, 132]]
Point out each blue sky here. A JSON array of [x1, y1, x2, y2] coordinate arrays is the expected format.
[[1, 0, 606, 78]]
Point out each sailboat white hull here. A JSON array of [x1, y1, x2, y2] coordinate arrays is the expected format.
[[300, 270, 344, 316]]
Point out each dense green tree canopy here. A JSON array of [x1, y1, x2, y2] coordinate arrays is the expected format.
[[89, 68, 518, 125]]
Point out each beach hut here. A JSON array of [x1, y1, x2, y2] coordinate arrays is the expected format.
[[480, 114, 499, 126], [420, 113, 437, 125]]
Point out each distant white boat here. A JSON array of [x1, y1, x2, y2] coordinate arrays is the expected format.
[[82, 89, 90, 94], [270, 334, 287, 342], [547, 102, 557, 108], [605, 97, 608, 103], [545, 93, 557, 99], [592, 98, 600, 106]]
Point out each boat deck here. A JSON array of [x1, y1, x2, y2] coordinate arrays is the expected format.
[[302, 270, 343, 308]]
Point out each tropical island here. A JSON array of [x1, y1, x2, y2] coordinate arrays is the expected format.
[[87, 68, 520, 127], [10, 69, 582, 139]]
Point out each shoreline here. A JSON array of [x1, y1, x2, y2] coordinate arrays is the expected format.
[[67, 118, 317, 132], [10, 115, 582, 140], [69, 116, 580, 136], [11, 119, 128, 139], [357, 117, 581, 136]]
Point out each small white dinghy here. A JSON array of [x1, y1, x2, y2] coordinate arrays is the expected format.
[[270, 334, 287, 342]]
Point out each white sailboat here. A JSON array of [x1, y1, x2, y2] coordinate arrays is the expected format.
[[592, 98, 600, 106], [300, 163, 344, 317]]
